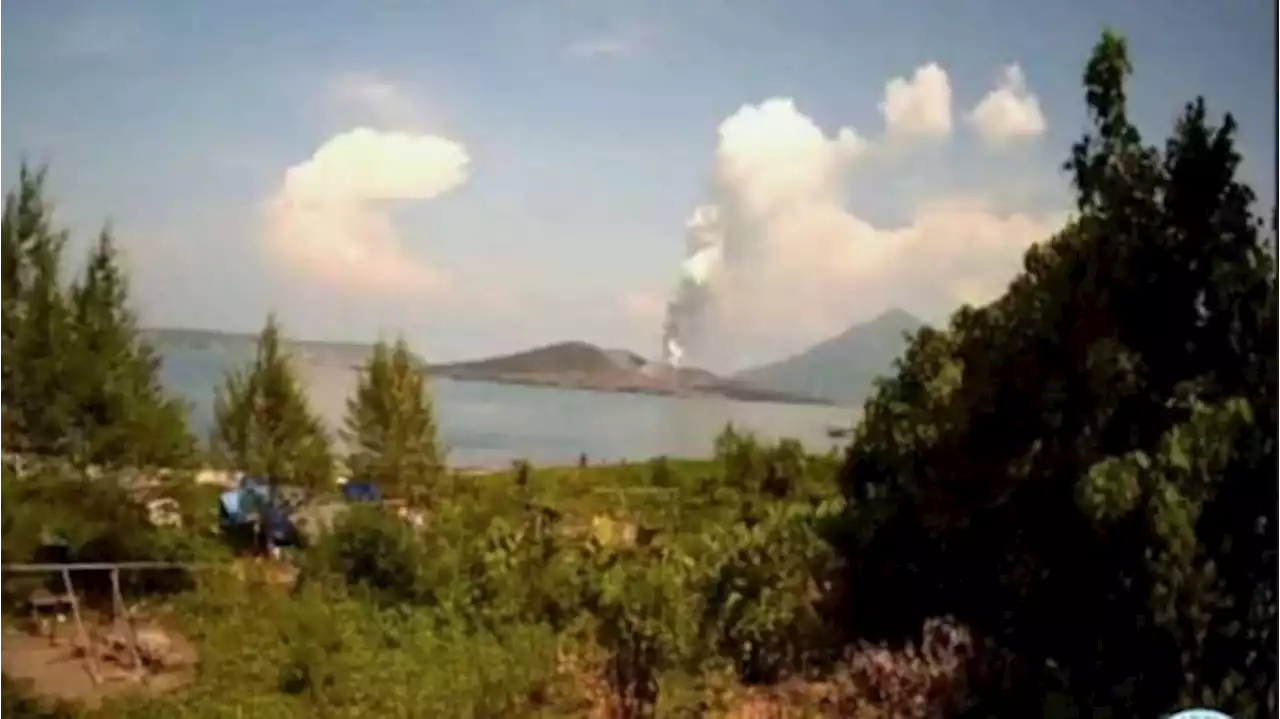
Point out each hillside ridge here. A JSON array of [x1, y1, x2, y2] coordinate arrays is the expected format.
[[734, 308, 926, 406], [142, 329, 830, 406]]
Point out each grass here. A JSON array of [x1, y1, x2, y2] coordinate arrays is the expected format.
[[3, 437, 869, 717]]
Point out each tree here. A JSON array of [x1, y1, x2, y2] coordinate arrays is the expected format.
[[833, 31, 1276, 717], [1, 164, 196, 470], [8, 217, 74, 452], [64, 229, 197, 470], [2, 165, 75, 457], [0, 163, 50, 442], [211, 314, 334, 493], [341, 337, 443, 503]]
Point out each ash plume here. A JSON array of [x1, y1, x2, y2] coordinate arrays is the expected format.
[[658, 97, 869, 371], [658, 81, 1062, 371], [661, 204, 724, 367]]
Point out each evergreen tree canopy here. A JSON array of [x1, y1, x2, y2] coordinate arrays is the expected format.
[[834, 31, 1277, 717], [342, 337, 443, 503], [211, 313, 334, 492], [1, 164, 196, 470], [64, 230, 197, 469], [1, 166, 57, 351]]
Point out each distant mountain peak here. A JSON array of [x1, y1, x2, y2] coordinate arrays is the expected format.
[[733, 308, 925, 407], [868, 307, 920, 327]]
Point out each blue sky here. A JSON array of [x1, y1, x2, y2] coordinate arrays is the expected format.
[[4, 0, 1275, 370]]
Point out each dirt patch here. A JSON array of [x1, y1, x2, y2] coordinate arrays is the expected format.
[[1, 616, 197, 708]]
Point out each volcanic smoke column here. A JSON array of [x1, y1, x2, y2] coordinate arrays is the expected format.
[[661, 205, 725, 370]]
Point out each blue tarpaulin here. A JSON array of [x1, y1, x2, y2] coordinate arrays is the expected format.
[[341, 481, 382, 503], [218, 477, 299, 546]]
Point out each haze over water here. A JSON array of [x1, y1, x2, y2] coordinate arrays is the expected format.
[[159, 346, 856, 468]]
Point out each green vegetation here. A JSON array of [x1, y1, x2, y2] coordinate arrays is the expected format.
[[2, 166, 197, 471], [211, 313, 335, 492], [833, 31, 1277, 716], [1, 31, 1275, 718], [342, 337, 444, 504]]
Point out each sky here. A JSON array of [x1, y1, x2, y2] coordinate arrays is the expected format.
[[4, 0, 1276, 371]]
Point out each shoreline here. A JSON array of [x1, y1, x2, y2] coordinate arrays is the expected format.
[[429, 372, 838, 408]]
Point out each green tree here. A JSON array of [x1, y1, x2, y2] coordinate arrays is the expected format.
[[0, 163, 52, 445], [1, 165, 76, 457], [8, 214, 74, 452], [834, 30, 1276, 717], [1, 164, 196, 470], [341, 337, 443, 503], [211, 313, 334, 493], [63, 229, 197, 470]]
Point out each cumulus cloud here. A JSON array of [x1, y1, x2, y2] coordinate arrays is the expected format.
[[968, 64, 1048, 146], [660, 99, 868, 363], [265, 127, 470, 294], [879, 63, 953, 141], [714, 99, 867, 214], [663, 96, 1065, 368]]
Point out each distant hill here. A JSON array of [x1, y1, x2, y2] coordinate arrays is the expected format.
[[430, 341, 831, 406], [429, 341, 647, 376], [734, 308, 925, 407], [141, 330, 830, 406], [140, 327, 413, 366]]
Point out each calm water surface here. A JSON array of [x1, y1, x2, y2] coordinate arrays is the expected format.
[[158, 346, 857, 467]]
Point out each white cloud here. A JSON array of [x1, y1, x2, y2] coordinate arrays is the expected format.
[[879, 63, 953, 141], [663, 96, 1066, 368], [265, 127, 470, 294], [968, 64, 1048, 146], [714, 99, 867, 216]]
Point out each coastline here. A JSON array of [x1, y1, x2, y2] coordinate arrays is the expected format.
[[427, 371, 838, 408]]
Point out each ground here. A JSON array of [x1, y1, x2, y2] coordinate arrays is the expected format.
[[3, 627, 192, 707]]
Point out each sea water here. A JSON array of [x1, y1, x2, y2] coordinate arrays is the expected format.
[[157, 346, 858, 468]]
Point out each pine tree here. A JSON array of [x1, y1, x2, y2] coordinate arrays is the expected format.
[[64, 229, 197, 470], [2, 165, 194, 470], [211, 313, 334, 493], [10, 214, 74, 455], [0, 165, 58, 450], [342, 337, 443, 504]]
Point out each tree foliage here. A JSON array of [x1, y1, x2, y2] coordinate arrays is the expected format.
[[4, 29, 1276, 719], [65, 231, 198, 469], [834, 30, 1277, 717], [211, 314, 334, 491], [341, 337, 443, 502], [1, 165, 195, 469]]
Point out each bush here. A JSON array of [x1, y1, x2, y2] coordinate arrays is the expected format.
[[306, 504, 427, 605]]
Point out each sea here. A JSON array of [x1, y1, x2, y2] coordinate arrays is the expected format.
[[156, 345, 858, 468]]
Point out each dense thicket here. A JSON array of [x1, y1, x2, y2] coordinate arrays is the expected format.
[[834, 31, 1277, 717]]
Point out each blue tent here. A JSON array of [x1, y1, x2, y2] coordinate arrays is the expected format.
[[218, 478, 299, 546], [342, 481, 382, 503]]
